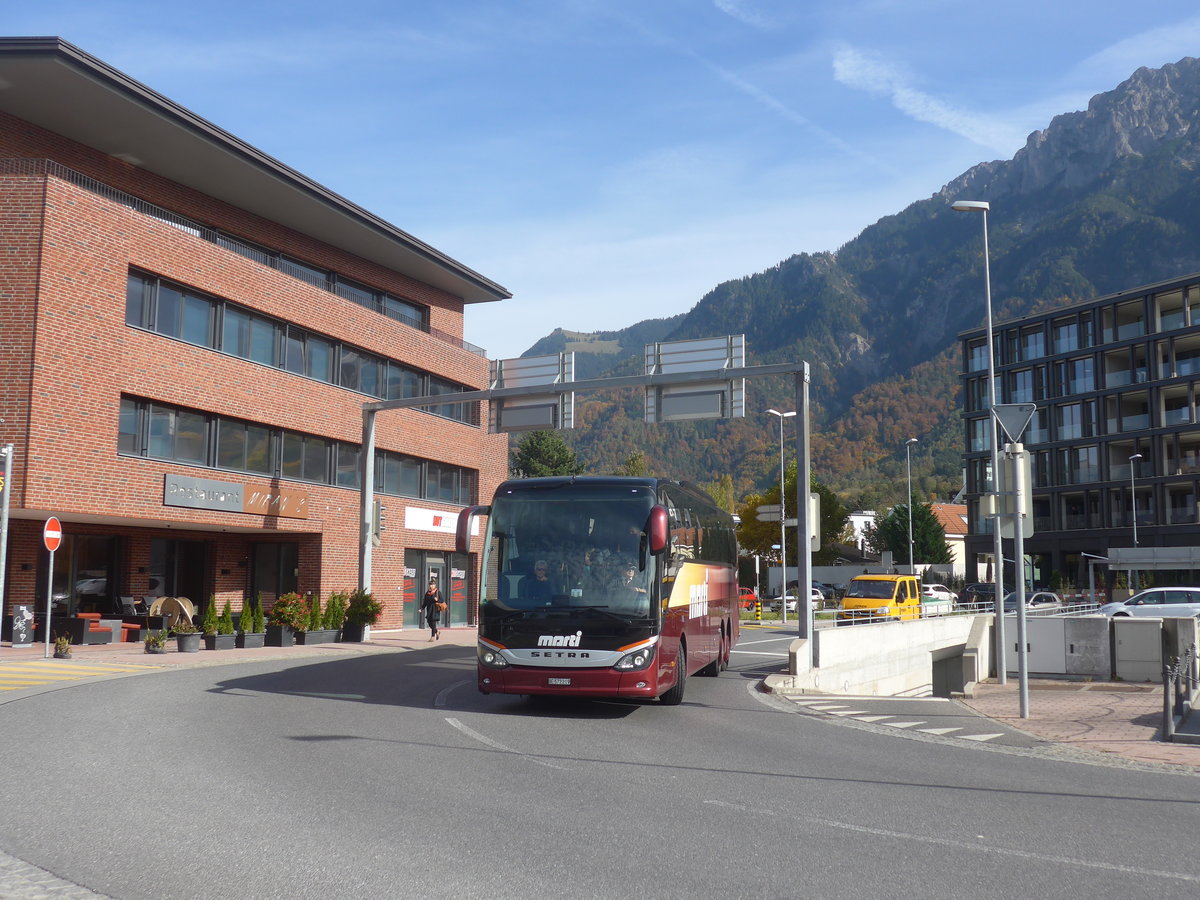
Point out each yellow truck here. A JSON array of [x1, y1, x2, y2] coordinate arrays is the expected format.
[[836, 574, 922, 624]]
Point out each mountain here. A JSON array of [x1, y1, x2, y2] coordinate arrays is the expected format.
[[520, 58, 1200, 506]]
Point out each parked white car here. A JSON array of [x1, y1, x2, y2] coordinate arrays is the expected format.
[[920, 593, 955, 617], [921, 583, 958, 604], [1097, 587, 1200, 618]]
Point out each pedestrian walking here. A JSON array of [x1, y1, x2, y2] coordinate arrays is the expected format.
[[420, 578, 444, 641]]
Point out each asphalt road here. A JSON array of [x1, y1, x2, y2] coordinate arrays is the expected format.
[[0, 632, 1197, 899]]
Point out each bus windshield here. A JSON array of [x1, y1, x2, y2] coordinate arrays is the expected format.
[[482, 482, 656, 618]]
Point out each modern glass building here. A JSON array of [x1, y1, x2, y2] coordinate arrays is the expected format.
[[960, 273, 1200, 589]]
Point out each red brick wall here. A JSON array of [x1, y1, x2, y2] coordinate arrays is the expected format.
[[0, 113, 509, 627]]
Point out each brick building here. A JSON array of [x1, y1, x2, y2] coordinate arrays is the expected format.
[[0, 37, 511, 631]]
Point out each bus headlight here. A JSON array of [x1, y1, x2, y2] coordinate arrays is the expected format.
[[876, 606, 891, 618], [614, 645, 655, 671], [478, 644, 509, 669]]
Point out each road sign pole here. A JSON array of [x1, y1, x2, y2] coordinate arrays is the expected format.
[[41, 517, 63, 659], [1012, 442, 1030, 719], [0, 444, 11, 657], [43, 548, 54, 659]]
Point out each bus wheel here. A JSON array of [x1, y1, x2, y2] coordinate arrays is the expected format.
[[660, 645, 687, 704]]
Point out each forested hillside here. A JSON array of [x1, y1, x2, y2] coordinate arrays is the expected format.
[[513, 58, 1200, 508]]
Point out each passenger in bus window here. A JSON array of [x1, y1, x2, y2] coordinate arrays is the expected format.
[[519, 559, 554, 603]]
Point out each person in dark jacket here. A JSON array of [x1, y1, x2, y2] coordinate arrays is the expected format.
[[420, 578, 442, 641]]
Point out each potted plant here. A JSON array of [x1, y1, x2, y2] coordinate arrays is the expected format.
[[237, 594, 267, 648], [265, 591, 307, 647], [295, 593, 340, 645], [324, 591, 348, 637], [53, 633, 72, 659], [144, 629, 169, 654], [342, 588, 382, 642], [172, 615, 201, 652], [204, 596, 237, 650]]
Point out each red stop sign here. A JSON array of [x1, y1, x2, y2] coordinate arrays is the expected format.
[[43, 516, 62, 552]]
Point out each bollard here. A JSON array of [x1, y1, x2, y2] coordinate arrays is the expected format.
[[755, 600, 761, 622], [1163, 662, 1176, 742]]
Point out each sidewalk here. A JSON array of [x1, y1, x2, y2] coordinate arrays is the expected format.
[[958, 679, 1200, 769], [0, 625, 479, 668]]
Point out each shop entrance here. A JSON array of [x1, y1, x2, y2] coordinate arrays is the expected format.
[[404, 549, 468, 628]]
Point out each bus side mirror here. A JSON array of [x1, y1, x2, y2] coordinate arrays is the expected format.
[[456, 505, 490, 554], [646, 505, 668, 555]]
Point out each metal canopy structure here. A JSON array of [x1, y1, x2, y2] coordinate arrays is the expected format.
[[359, 339, 814, 652]]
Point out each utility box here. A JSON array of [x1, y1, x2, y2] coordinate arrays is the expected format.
[[1004, 616, 1066, 674], [1065, 616, 1112, 678], [1113, 617, 1163, 682]]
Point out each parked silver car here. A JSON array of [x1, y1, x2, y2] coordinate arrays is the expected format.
[[1097, 587, 1200, 618], [1002, 590, 1062, 613]]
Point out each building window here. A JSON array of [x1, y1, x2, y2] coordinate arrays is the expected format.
[[128, 270, 476, 425], [1052, 317, 1079, 353], [119, 396, 475, 503], [967, 340, 988, 372], [1020, 327, 1045, 360]]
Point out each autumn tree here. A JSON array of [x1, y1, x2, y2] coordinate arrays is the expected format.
[[736, 462, 848, 565]]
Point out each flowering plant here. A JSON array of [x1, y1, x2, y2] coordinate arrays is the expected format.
[[266, 592, 309, 630]]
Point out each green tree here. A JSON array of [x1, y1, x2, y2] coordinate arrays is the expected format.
[[701, 474, 735, 513], [510, 430, 583, 477], [864, 503, 952, 567], [614, 450, 647, 476]]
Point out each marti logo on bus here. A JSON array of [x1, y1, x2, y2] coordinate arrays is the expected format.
[[537, 631, 582, 648]]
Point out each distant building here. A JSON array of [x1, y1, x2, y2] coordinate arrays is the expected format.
[[928, 502, 968, 577], [0, 38, 511, 629], [959, 272, 1200, 588], [846, 510, 876, 552]]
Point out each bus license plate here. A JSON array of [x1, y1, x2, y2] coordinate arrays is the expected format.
[[548, 677, 571, 686]]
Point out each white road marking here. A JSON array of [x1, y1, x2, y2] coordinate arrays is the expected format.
[[882, 721, 926, 728], [852, 715, 894, 722], [960, 732, 1006, 742], [919, 727, 963, 735], [827, 710, 871, 716], [434, 679, 471, 708], [445, 717, 569, 770]]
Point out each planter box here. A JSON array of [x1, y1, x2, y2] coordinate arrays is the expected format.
[[295, 628, 339, 645], [176, 632, 201, 653], [145, 645, 168, 655], [204, 633, 237, 650], [236, 631, 266, 649], [341, 623, 371, 642], [265, 625, 295, 647]]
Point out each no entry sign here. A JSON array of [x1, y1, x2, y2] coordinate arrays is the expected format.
[[43, 516, 62, 552]]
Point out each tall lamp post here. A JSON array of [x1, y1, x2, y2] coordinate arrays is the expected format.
[[1129, 451, 1143, 591], [767, 408, 795, 617], [905, 437, 919, 575], [952, 198, 1006, 684]]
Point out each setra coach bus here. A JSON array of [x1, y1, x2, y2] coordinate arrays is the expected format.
[[456, 476, 739, 704]]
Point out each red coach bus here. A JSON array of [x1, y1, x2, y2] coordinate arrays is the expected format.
[[457, 476, 739, 704]]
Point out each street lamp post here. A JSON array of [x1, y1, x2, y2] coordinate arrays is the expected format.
[[767, 409, 796, 620], [905, 437, 918, 575], [952, 198, 1006, 684], [1129, 452, 1143, 591]]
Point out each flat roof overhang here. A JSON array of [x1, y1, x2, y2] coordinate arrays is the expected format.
[[0, 36, 510, 305]]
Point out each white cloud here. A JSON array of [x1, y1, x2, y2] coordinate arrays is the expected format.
[[713, 0, 773, 29], [831, 44, 1025, 155]]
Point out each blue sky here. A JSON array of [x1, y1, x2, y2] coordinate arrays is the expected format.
[[10, 2, 1200, 359]]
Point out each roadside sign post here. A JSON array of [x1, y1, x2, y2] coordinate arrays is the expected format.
[[0, 444, 11, 657], [42, 517, 61, 659], [1008, 442, 1030, 719]]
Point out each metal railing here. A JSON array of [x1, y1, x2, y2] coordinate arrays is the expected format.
[[1, 158, 486, 356], [1162, 646, 1198, 742]]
